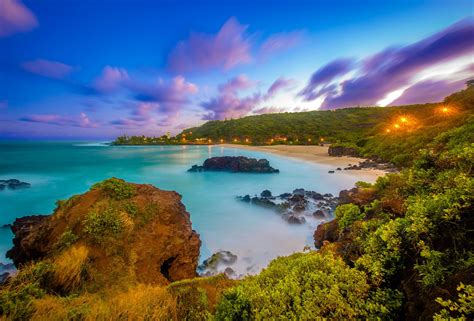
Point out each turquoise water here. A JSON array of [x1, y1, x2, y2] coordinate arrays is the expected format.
[[0, 142, 376, 275]]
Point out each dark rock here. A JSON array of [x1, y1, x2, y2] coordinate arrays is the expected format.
[[260, 190, 272, 198], [336, 168, 342, 171], [224, 267, 236, 278], [328, 170, 335, 173], [240, 195, 251, 202], [313, 210, 326, 218], [292, 188, 305, 196], [323, 193, 333, 198], [251, 197, 277, 209], [188, 156, 279, 173], [286, 215, 306, 224], [198, 250, 238, 275], [0, 179, 31, 191], [279, 192, 292, 199], [306, 191, 324, 200]]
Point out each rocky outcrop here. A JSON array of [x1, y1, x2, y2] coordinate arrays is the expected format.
[[328, 146, 359, 157], [344, 159, 398, 172], [198, 250, 238, 277], [7, 178, 201, 286], [188, 156, 279, 173], [313, 220, 339, 248], [0, 179, 30, 190], [238, 188, 338, 225]]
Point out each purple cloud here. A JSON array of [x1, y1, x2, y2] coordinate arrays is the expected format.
[[20, 113, 97, 128], [301, 18, 474, 109], [21, 59, 75, 79], [391, 78, 469, 106], [265, 77, 297, 98], [201, 75, 293, 120], [0, 100, 7, 109], [168, 17, 252, 72], [93, 66, 129, 93], [259, 31, 303, 59], [0, 0, 38, 37], [299, 58, 354, 101]]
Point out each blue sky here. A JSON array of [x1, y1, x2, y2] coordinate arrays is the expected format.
[[0, 0, 473, 139]]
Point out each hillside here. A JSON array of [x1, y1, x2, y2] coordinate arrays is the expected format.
[[115, 85, 474, 167]]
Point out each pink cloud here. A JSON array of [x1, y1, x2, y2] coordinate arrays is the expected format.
[[168, 17, 252, 72], [201, 75, 298, 120], [0, 0, 38, 37], [20, 113, 97, 128], [93, 66, 129, 93], [22, 59, 75, 79], [265, 77, 297, 98], [259, 31, 304, 59]]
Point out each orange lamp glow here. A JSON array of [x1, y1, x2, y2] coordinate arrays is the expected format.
[[245, 138, 249, 143], [308, 138, 312, 142], [270, 139, 274, 143], [386, 129, 391, 133], [320, 138, 324, 142], [208, 139, 212, 143], [400, 117, 408, 123], [394, 124, 400, 129], [233, 138, 238, 142]]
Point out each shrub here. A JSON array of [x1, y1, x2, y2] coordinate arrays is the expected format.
[[54, 229, 79, 251], [335, 204, 364, 229], [215, 252, 401, 320], [92, 178, 135, 200], [434, 283, 474, 320], [83, 207, 123, 242]]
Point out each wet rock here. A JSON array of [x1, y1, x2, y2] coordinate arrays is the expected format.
[[188, 156, 279, 173], [260, 190, 272, 198], [240, 195, 251, 202], [286, 214, 306, 224], [0, 179, 31, 191], [279, 192, 292, 199], [198, 250, 238, 276], [313, 209, 327, 218], [224, 267, 236, 278], [292, 188, 305, 196], [328, 170, 335, 173]]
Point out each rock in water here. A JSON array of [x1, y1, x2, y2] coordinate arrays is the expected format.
[[7, 177, 201, 286], [198, 250, 238, 276], [188, 156, 279, 173], [0, 179, 31, 190]]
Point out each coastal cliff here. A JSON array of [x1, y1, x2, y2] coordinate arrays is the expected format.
[[7, 178, 201, 286]]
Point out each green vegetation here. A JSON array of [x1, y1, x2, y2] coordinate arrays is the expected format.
[[2, 87, 473, 320], [92, 177, 135, 200], [216, 252, 402, 320], [83, 207, 124, 242], [335, 203, 364, 229], [114, 82, 474, 168]]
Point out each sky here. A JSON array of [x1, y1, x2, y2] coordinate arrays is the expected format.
[[0, 0, 473, 140]]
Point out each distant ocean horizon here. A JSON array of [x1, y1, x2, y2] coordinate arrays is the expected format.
[[0, 141, 377, 275]]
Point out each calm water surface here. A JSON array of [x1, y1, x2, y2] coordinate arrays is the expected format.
[[0, 142, 377, 275]]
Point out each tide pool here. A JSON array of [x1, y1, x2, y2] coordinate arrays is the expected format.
[[0, 142, 377, 275]]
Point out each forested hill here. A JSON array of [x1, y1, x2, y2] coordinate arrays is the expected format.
[[178, 85, 474, 166], [114, 85, 473, 166]]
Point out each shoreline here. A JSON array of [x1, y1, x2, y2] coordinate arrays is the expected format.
[[219, 144, 387, 180]]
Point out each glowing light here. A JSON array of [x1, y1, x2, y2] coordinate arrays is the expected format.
[[270, 139, 274, 143], [320, 138, 324, 142], [233, 138, 238, 142], [442, 107, 449, 113], [386, 129, 391, 133], [245, 138, 249, 143], [400, 117, 408, 123], [208, 139, 212, 143], [308, 138, 312, 142], [394, 124, 400, 129], [220, 139, 224, 143], [283, 137, 287, 142]]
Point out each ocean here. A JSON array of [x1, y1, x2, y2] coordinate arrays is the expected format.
[[0, 141, 376, 275]]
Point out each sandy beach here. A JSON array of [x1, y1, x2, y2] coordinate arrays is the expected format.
[[220, 144, 387, 180]]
